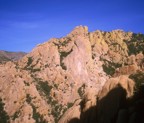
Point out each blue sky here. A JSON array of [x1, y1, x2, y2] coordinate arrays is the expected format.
[[0, 0, 144, 52]]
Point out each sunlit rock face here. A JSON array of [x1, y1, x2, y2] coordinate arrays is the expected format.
[[0, 26, 144, 123]]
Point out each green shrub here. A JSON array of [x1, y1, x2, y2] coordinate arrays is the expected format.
[[31, 68, 41, 72], [51, 104, 62, 122], [59, 49, 73, 70], [31, 104, 46, 123], [27, 57, 33, 66], [26, 94, 32, 104], [125, 33, 144, 55], [129, 72, 144, 92], [101, 58, 122, 76], [67, 102, 73, 108], [78, 84, 85, 97], [24, 81, 30, 86], [0, 98, 10, 123], [12, 111, 19, 120], [102, 64, 115, 76], [38, 81, 52, 96], [25, 93, 46, 123]]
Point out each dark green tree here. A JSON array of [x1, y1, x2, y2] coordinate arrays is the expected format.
[[0, 98, 10, 123]]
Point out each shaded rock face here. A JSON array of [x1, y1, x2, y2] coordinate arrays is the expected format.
[[0, 26, 144, 123], [66, 74, 144, 123], [0, 50, 27, 63], [60, 76, 135, 123]]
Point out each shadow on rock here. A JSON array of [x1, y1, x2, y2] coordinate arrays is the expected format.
[[68, 118, 80, 123], [68, 84, 144, 123]]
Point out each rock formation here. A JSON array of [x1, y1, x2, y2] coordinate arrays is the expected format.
[[0, 26, 144, 123]]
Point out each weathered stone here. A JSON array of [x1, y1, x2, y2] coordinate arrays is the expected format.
[[0, 26, 144, 123]]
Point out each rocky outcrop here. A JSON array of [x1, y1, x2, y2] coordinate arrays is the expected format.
[[0, 26, 144, 123], [95, 75, 134, 123], [59, 75, 135, 123]]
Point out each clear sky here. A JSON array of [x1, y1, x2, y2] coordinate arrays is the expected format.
[[0, 0, 144, 52]]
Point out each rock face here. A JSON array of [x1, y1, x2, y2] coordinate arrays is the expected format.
[[0, 50, 27, 63], [0, 26, 144, 123]]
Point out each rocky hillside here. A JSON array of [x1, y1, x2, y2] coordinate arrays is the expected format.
[[0, 50, 27, 63], [0, 26, 144, 123]]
